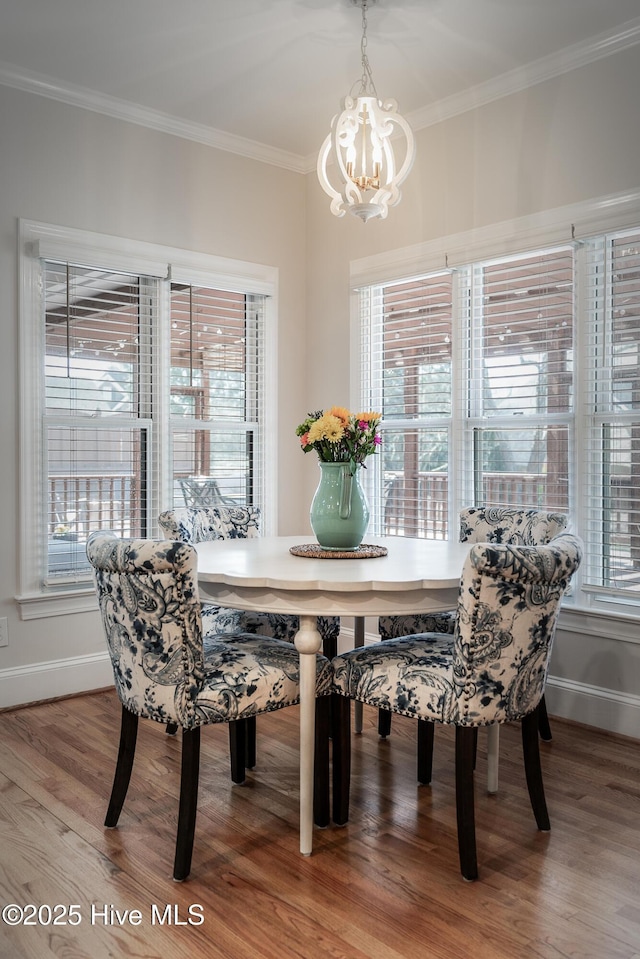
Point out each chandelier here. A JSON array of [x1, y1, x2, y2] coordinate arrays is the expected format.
[[317, 0, 415, 223]]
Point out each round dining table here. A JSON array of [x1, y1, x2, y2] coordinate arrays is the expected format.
[[195, 534, 471, 856]]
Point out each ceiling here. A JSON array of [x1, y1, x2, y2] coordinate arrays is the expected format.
[[1, 0, 639, 171]]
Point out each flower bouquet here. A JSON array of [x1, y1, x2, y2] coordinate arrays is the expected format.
[[295, 406, 381, 474]]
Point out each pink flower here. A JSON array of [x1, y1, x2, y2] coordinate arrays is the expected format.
[[374, 435, 381, 445]]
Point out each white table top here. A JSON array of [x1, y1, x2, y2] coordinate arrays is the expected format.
[[196, 535, 470, 617]]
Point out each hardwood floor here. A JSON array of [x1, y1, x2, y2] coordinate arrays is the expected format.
[[0, 689, 639, 959]]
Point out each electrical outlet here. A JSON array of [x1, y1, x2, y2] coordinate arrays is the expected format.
[[0, 617, 8, 648]]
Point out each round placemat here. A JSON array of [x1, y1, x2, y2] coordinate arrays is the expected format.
[[289, 543, 388, 559]]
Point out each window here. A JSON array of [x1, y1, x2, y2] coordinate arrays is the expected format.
[[584, 232, 640, 596], [356, 224, 640, 612], [18, 221, 276, 616], [359, 273, 453, 539], [44, 263, 153, 582], [464, 248, 573, 514], [169, 284, 264, 508]]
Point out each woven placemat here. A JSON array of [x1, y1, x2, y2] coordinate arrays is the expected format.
[[289, 543, 388, 559]]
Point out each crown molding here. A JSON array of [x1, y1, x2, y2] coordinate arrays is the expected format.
[[303, 14, 640, 172], [0, 59, 307, 174], [408, 14, 640, 132], [1, 13, 639, 176]]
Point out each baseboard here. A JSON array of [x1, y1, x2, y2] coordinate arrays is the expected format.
[[0, 651, 113, 710], [1, 635, 638, 740], [339, 624, 640, 740], [544, 676, 640, 739]]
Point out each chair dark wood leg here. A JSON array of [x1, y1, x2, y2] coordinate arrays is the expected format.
[[353, 617, 365, 734], [455, 726, 478, 881], [522, 708, 550, 831], [105, 706, 138, 828], [228, 719, 247, 785], [378, 708, 392, 738], [246, 716, 257, 769], [173, 726, 201, 882], [318, 623, 339, 734], [322, 630, 337, 661], [417, 719, 434, 785], [314, 695, 331, 827], [165, 722, 178, 736], [537, 694, 553, 742], [331, 694, 351, 825]]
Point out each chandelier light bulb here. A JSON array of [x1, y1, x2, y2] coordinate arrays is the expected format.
[[317, 0, 415, 222]]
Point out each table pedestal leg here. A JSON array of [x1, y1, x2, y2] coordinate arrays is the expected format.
[[295, 614, 323, 856], [487, 725, 499, 794], [354, 617, 365, 734]]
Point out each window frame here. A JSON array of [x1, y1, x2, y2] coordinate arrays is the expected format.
[[17, 219, 278, 619]]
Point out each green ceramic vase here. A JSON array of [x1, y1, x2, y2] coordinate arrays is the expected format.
[[310, 461, 370, 551]]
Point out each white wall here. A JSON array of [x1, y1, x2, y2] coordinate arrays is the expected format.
[[0, 84, 311, 705], [305, 46, 640, 738]]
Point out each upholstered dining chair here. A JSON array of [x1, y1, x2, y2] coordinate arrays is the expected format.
[[377, 507, 568, 746], [331, 533, 583, 880], [157, 506, 340, 772], [157, 506, 340, 654], [87, 531, 333, 882]]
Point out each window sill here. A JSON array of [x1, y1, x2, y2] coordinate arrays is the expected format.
[[559, 605, 640, 645], [16, 588, 98, 621]]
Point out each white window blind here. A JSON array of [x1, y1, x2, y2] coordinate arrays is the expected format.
[[44, 261, 156, 583], [464, 247, 574, 511], [584, 232, 640, 594], [361, 272, 453, 539], [169, 284, 265, 509]]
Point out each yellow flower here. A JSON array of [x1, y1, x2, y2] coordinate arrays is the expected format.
[[308, 413, 344, 444], [355, 411, 381, 423], [328, 406, 350, 426]]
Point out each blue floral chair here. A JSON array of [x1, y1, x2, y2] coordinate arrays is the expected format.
[[158, 506, 340, 653], [377, 507, 568, 743], [331, 533, 582, 880], [157, 506, 340, 772], [87, 531, 333, 882]]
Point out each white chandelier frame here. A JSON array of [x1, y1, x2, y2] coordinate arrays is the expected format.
[[317, 0, 415, 223]]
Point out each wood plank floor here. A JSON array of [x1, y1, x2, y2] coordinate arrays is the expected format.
[[0, 689, 639, 959]]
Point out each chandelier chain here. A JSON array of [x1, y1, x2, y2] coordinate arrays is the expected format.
[[358, 0, 378, 99]]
